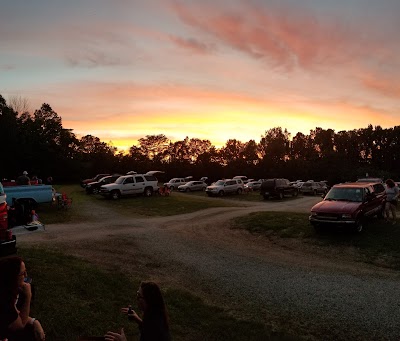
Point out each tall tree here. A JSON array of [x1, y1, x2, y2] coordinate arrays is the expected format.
[[259, 127, 290, 163], [0, 96, 19, 177], [138, 134, 169, 162]]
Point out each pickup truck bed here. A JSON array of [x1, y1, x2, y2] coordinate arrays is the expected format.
[[3, 184, 54, 205]]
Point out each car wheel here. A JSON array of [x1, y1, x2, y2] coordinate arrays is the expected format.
[[170, 186, 175, 191], [263, 194, 269, 200], [218, 190, 224, 197], [185, 188, 190, 192], [144, 187, 153, 197], [92, 188, 99, 195], [354, 219, 363, 233], [237, 188, 243, 195], [313, 189, 317, 196], [111, 190, 121, 200], [278, 192, 284, 200]]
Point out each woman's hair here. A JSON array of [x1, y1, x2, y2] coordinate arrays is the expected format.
[[386, 179, 395, 188], [140, 281, 169, 329], [0, 256, 23, 297]]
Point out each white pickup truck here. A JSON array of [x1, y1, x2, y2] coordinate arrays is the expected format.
[[99, 173, 159, 199]]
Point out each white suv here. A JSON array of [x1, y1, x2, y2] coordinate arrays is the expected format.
[[163, 178, 187, 190], [205, 179, 244, 197], [100, 174, 159, 199]]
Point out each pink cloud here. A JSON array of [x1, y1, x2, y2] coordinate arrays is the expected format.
[[169, 1, 388, 72], [168, 35, 216, 54], [360, 73, 400, 99]]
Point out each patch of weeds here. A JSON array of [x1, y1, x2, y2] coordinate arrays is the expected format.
[[232, 211, 400, 270], [232, 212, 312, 238]]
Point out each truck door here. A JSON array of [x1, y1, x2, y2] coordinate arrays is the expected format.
[[133, 176, 146, 195], [121, 176, 135, 195], [363, 187, 380, 217]]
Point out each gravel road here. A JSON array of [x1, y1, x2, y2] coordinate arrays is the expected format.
[[16, 195, 400, 340]]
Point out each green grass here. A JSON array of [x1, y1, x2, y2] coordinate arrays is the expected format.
[[232, 211, 400, 269], [36, 184, 239, 224], [19, 247, 277, 341], [186, 189, 263, 202], [233, 212, 313, 238], [182, 189, 302, 203]]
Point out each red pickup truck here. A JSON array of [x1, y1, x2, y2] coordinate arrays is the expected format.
[[309, 182, 386, 233], [0, 183, 17, 256]]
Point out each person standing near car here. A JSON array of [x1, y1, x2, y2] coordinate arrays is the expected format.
[[16, 171, 30, 185], [384, 179, 399, 225]]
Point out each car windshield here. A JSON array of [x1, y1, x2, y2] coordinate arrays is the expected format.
[[115, 177, 126, 184], [325, 187, 363, 202], [214, 180, 225, 186], [94, 174, 106, 181], [0, 183, 4, 195]]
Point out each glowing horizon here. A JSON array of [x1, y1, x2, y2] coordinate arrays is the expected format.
[[1, 0, 399, 152]]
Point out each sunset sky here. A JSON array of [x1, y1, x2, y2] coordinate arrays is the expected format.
[[1, 0, 399, 151]]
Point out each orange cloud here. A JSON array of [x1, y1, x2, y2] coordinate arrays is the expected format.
[[360, 74, 400, 99], [169, 1, 386, 72]]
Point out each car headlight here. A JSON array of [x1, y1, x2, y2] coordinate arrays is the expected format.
[[342, 214, 352, 218]]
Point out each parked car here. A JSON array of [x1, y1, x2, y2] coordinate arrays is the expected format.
[[260, 178, 298, 200], [233, 176, 249, 183], [85, 174, 121, 194], [80, 173, 110, 188], [206, 179, 244, 197], [164, 178, 188, 190], [178, 181, 207, 192], [244, 180, 262, 191], [299, 181, 327, 196], [99, 173, 159, 199], [309, 182, 386, 233]]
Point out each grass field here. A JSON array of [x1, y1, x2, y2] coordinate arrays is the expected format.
[[232, 211, 400, 269], [36, 184, 241, 224], [20, 246, 277, 341]]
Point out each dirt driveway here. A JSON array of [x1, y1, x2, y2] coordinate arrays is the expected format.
[[17, 195, 400, 340]]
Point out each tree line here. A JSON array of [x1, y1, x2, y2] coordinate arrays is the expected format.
[[1, 94, 399, 185]]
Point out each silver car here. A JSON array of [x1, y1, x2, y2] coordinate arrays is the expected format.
[[206, 179, 244, 197], [178, 181, 207, 192], [244, 180, 262, 191]]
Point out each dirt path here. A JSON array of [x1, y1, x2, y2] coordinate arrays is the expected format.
[[16, 195, 400, 340]]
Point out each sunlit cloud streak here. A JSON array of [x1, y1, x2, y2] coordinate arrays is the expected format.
[[1, 0, 399, 151]]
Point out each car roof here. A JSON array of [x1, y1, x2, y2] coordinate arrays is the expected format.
[[145, 170, 164, 176], [333, 182, 373, 188], [356, 178, 382, 183]]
